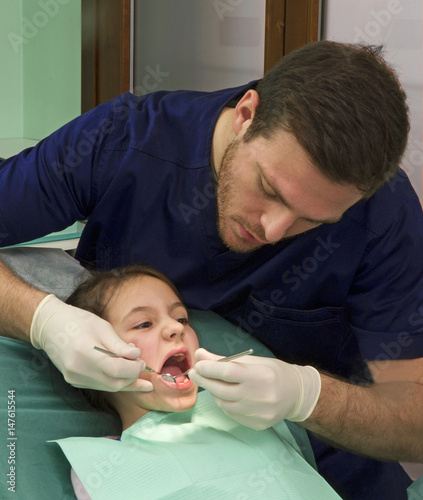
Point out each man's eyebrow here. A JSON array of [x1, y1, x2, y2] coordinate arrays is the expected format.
[[122, 302, 185, 322], [257, 163, 343, 225]]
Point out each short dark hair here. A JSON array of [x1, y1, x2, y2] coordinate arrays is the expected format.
[[65, 264, 185, 417], [244, 41, 409, 197]]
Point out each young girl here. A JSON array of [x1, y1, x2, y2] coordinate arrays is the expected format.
[[54, 265, 341, 500], [66, 264, 199, 431]]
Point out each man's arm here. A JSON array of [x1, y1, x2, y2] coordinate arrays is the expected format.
[[0, 258, 46, 341], [189, 350, 423, 463], [304, 359, 423, 462]]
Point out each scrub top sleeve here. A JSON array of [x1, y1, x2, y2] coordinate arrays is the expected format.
[[0, 100, 115, 247], [347, 194, 423, 361]]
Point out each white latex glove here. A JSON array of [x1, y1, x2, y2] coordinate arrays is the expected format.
[[188, 348, 321, 430], [30, 295, 153, 392]]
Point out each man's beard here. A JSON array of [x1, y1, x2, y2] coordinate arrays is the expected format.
[[216, 137, 267, 253]]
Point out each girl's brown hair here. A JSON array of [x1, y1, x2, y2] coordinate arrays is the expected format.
[[66, 264, 184, 320]]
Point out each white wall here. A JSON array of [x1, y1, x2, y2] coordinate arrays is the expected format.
[[323, 0, 423, 200]]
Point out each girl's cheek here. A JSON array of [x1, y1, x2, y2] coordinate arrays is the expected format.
[[135, 341, 157, 365], [123, 333, 148, 349]]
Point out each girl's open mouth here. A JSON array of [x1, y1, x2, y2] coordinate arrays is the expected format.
[[159, 349, 193, 386]]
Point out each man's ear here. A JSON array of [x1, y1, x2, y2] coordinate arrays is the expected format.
[[232, 90, 260, 137]]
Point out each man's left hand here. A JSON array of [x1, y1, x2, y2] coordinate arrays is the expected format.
[[188, 348, 321, 430]]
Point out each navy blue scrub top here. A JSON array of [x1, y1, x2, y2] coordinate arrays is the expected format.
[[0, 83, 422, 499]]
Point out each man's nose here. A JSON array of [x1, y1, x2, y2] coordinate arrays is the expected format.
[[261, 207, 296, 243], [162, 319, 185, 340]]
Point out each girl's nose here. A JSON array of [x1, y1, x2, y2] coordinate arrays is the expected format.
[[162, 318, 185, 340]]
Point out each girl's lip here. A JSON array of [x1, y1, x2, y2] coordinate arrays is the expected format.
[[159, 375, 194, 390], [238, 224, 267, 245]]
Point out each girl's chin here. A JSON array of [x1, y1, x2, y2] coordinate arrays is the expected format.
[[161, 391, 198, 413]]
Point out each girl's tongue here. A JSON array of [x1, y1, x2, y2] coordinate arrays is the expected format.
[[162, 364, 183, 376]]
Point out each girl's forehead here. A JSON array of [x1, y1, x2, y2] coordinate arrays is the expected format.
[[121, 275, 175, 296], [107, 276, 182, 316]]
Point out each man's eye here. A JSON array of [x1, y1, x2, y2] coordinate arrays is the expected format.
[[259, 176, 277, 200], [177, 318, 189, 325], [134, 321, 152, 329]]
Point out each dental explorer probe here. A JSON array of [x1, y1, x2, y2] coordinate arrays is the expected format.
[[93, 346, 254, 383]]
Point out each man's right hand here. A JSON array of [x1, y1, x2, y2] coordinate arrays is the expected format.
[[30, 294, 153, 392]]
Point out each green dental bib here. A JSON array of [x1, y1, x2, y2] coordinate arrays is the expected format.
[[53, 392, 341, 500]]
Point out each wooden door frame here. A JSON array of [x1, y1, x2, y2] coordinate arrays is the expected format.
[[81, 0, 131, 113], [264, 0, 321, 73], [81, 0, 321, 112]]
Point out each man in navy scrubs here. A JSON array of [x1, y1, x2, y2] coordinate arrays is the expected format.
[[0, 41, 422, 499]]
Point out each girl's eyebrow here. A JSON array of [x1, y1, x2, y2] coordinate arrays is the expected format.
[[122, 302, 185, 322]]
